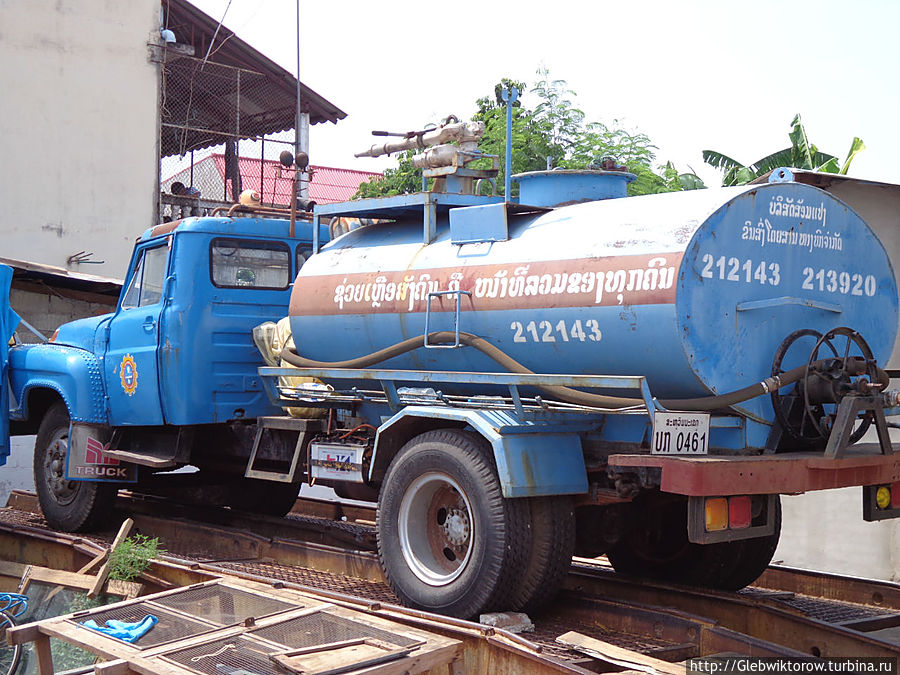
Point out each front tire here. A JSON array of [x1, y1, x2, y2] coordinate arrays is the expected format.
[[34, 402, 116, 532], [376, 429, 531, 619]]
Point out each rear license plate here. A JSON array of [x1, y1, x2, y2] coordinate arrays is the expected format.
[[651, 412, 710, 455]]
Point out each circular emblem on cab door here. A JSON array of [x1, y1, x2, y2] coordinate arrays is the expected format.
[[120, 354, 138, 396]]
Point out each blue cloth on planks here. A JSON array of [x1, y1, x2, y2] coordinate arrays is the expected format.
[[82, 614, 158, 643]]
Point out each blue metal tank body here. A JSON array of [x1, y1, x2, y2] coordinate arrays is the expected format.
[[290, 182, 898, 425]]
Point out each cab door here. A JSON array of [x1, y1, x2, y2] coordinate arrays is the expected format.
[[0, 264, 19, 464], [105, 241, 170, 425]]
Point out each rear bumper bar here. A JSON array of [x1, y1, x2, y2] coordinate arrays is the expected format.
[[608, 444, 900, 496]]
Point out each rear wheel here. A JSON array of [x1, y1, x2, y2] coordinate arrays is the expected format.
[[34, 403, 116, 532], [607, 493, 780, 590], [717, 497, 782, 591], [376, 429, 531, 619], [509, 496, 575, 613]]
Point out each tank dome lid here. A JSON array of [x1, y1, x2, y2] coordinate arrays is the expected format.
[[513, 169, 636, 208]]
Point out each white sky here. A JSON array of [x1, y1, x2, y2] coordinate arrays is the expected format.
[[189, 0, 900, 188]]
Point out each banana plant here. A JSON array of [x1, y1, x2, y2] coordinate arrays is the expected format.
[[702, 114, 865, 186]]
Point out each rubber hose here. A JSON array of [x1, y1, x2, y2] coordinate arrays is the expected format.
[[281, 331, 884, 412]]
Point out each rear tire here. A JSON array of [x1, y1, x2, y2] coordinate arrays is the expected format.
[[376, 429, 531, 619], [34, 402, 116, 532], [608, 493, 779, 590], [717, 497, 782, 590], [509, 496, 575, 613]]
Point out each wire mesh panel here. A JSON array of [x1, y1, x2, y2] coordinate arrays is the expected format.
[[73, 605, 215, 649], [161, 56, 290, 159], [163, 636, 279, 675], [152, 585, 297, 626], [251, 611, 422, 650]]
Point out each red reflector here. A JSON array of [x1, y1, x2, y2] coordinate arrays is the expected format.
[[729, 496, 752, 529], [892, 483, 900, 509]]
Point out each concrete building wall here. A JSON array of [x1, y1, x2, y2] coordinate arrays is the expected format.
[[0, 0, 161, 278], [10, 287, 114, 343]]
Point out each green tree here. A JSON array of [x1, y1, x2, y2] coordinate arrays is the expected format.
[[354, 149, 425, 199], [703, 114, 865, 186], [354, 70, 704, 198]]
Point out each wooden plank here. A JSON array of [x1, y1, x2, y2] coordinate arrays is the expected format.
[[108, 580, 144, 599], [76, 550, 109, 575], [7, 621, 43, 645], [123, 653, 189, 675], [353, 642, 462, 675], [556, 631, 682, 675], [271, 639, 413, 675], [28, 567, 97, 591], [0, 559, 27, 578], [34, 634, 54, 675], [89, 518, 134, 598], [93, 659, 134, 675]]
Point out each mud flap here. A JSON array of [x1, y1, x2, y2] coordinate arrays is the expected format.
[[0, 265, 20, 467], [67, 424, 138, 482]]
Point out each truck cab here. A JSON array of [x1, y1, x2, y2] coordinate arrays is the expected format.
[[8, 213, 326, 530]]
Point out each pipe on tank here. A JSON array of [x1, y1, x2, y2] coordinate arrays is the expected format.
[[281, 331, 887, 412], [355, 122, 484, 159]]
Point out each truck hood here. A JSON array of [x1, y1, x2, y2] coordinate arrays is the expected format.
[[52, 313, 113, 351]]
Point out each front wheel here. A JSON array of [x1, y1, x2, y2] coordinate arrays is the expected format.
[[34, 402, 116, 532], [376, 429, 531, 619]]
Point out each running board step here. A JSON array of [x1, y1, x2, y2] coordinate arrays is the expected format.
[[101, 448, 177, 469]]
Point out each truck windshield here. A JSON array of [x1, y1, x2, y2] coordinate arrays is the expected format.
[[121, 245, 168, 309]]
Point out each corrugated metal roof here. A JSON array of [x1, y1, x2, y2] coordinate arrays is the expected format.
[[167, 155, 381, 204]]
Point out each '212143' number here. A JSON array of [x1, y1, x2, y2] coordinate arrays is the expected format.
[[510, 319, 602, 343]]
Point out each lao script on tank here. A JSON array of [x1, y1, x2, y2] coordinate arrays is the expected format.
[[296, 253, 684, 315]]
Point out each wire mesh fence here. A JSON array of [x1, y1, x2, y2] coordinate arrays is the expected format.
[[160, 54, 293, 159], [157, 53, 380, 222], [159, 53, 303, 220]]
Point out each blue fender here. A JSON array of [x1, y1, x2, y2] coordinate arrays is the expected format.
[[9, 343, 108, 424], [372, 406, 589, 498]]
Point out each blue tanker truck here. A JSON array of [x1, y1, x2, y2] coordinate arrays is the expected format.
[[3, 123, 900, 619]]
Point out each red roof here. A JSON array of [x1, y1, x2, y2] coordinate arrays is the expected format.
[[210, 155, 380, 204]]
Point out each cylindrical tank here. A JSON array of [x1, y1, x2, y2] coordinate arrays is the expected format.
[[290, 181, 898, 422]]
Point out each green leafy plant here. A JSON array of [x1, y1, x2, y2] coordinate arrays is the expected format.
[[354, 69, 703, 199], [703, 114, 865, 186], [108, 534, 165, 582]]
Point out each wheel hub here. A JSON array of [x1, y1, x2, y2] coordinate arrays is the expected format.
[[43, 435, 77, 505], [442, 508, 470, 546], [398, 472, 476, 587]]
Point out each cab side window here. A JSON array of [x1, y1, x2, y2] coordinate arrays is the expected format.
[[121, 245, 169, 309], [296, 247, 312, 272]]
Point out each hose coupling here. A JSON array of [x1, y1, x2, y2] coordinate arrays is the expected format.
[[883, 389, 900, 408]]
